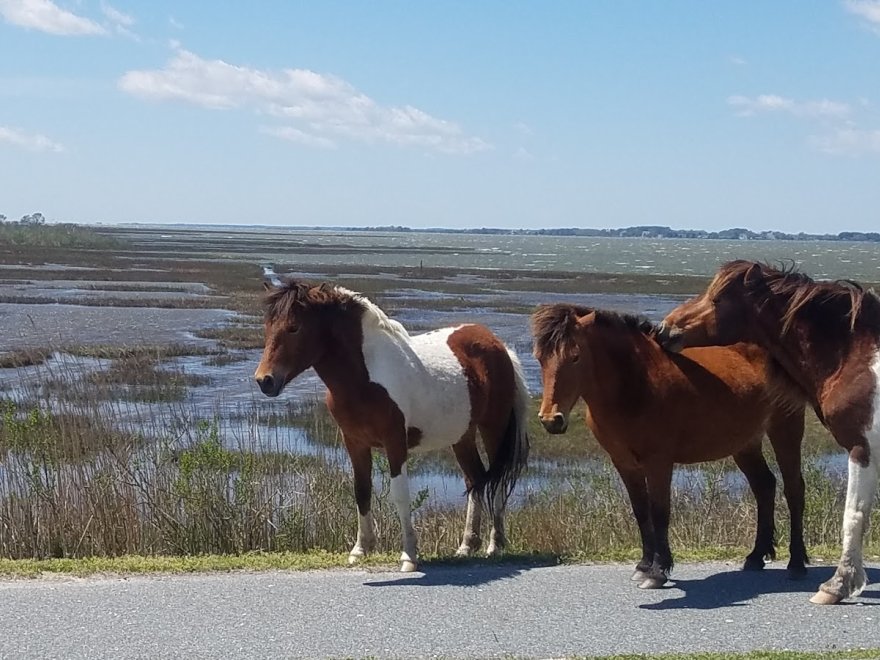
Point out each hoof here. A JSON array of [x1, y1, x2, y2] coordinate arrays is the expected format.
[[400, 560, 418, 573], [348, 549, 365, 565], [638, 577, 667, 589], [454, 547, 472, 558], [485, 544, 503, 558], [631, 570, 650, 582], [742, 557, 766, 571], [810, 590, 843, 605]]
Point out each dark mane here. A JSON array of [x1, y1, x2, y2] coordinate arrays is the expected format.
[[711, 260, 877, 333], [263, 279, 357, 322], [531, 304, 658, 358]]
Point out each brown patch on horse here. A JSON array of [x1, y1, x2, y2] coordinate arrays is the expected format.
[[446, 324, 529, 506]]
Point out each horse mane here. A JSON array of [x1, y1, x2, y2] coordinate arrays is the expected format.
[[264, 278, 410, 340], [711, 260, 877, 333], [532, 303, 657, 358]]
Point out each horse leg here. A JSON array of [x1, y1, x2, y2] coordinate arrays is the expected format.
[[640, 462, 674, 589], [767, 405, 808, 579], [386, 444, 418, 573], [733, 442, 777, 571], [478, 420, 509, 557], [611, 460, 654, 582], [344, 437, 376, 564], [452, 426, 487, 557], [812, 443, 877, 604]]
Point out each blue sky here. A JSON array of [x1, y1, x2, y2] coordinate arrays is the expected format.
[[1, 1, 879, 233]]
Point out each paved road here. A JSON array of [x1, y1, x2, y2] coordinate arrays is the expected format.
[[2, 561, 880, 659]]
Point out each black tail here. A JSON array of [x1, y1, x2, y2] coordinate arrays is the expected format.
[[485, 351, 530, 515]]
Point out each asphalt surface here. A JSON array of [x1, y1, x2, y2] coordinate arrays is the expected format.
[[2, 561, 880, 659]]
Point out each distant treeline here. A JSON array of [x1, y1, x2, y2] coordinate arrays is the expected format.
[[0, 213, 120, 249], [341, 224, 880, 242]]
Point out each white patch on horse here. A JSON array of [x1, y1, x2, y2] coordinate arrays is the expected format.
[[348, 288, 472, 453]]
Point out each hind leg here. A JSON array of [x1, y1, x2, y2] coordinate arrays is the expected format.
[[767, 406, 808, 579], [478, 420, 511, 557], [452, 427, 487, 557], [734, 442, 777, 571]]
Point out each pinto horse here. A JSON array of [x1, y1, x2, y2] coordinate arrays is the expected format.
[[658, 260, 880, 604], [531, 304, 807, 589], [254, 280, 530, 572]]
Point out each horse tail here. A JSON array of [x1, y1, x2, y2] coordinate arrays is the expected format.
[[486, 347, 531, 514]]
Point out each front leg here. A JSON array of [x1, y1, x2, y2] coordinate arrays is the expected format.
[[387, 446, 418, 572], [344, 437, 376, 564], [612, 460, 654, 582]]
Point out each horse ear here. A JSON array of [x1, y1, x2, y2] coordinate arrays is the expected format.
[[262, 281, 273, 292], [575, 311, 597, 329], [743, 263, 762, 288]]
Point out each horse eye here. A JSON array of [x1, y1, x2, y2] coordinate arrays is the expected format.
[[571, 354, 580, 363], [289, 326, 300, 334]]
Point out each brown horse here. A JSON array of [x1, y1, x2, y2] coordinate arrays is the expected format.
[[658, 260, 880, 604], [254, 280, 530, 572], [531, 304, 807, 589]]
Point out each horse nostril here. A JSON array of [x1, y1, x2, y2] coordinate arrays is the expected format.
[[540, 413, 568, 434], [257, 375, 275, 394]]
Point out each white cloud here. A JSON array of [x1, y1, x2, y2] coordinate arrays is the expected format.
[[0, 125, 64, 152], [261, 126, 337, 149], [844, 0, 880, 29], [811, 127, 880, 155], [0, 0, 105, 35], [728, 94, 851, 119], [118, 48, 490, 154], [168, 15, 183, 30], [727, 55, 747, 66], [100, 2, 132, 27]]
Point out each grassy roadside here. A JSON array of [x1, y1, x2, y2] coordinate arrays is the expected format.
[[0, 544, 872, 579], [579, 652, 880, 660]]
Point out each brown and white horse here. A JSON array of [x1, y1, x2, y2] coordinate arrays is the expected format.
[[532, 304, 807, 589], [254, 280, 530, 572], [658, 260, 880, 604]]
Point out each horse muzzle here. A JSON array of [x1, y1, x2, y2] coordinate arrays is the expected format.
[[655, 322, 685, 353], [255, 374, 284, 397], [540, 412, 568, 434]]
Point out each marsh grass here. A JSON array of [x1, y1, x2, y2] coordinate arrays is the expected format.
[[193, 325, 264, 349], [0, 368, 871, 567]]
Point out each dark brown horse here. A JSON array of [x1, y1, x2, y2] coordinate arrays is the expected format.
[[532, 304, 807, 589], [658, 260, 880, 604], [254, 280, 530, 571]]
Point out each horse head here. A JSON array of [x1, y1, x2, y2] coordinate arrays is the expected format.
[[254, 279, 337, 397]]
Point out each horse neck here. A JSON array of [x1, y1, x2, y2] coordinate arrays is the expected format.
[[310, 311, 373, 404], [750, 291, 844, 405], [580, 327, 653, 411]]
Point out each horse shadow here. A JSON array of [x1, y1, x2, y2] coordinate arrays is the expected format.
[[639, 565, 880, 610], [363, 554, 558, 588]]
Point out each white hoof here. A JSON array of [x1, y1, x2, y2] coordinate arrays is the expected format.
[[638, 577, 667, 589], [485, 544, 502, 558], [810, 590, 843, 605], [348, 547, 365, 565], [455, 546, 472, 558], [631, 570, 650, 582], [400, 560, 418, 573]]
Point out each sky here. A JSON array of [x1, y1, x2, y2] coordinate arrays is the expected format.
[[1, 1, 879, 233]]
